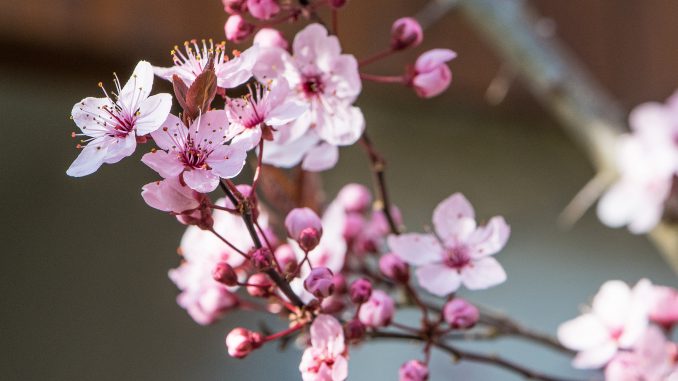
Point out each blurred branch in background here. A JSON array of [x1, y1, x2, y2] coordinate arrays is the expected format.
[[417, 0, 678, 273]]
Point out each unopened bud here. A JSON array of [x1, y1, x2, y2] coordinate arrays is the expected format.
[[358, 290, 394, 327], [246, 0, 280, 20], [391, 17, 423, 51], [246, 273, 274, 298], [253, 28, 288, 49], [379, 253, 409, 282], [274, 244, 298, 275], [304, 267, 334, 298], [443, 298, 479, 329], [345, 319, 366, 343], [225, 15, 255, 43], [337, 183, 372, 213], [349, 278, 372, 304], [285, 207, 323, 252], [222, 0, 247, 14], [213, 262, 238, 286], [225, 327, 263, 358], [328, 0, 347, 9], [251, 248, 273, 270]]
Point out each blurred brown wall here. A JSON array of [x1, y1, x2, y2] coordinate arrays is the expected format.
[[2, 0, 677, 109]]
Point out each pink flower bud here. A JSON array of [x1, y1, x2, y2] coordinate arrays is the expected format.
[[328, 0, 347, 9], [649, 286, 678, 328], [304, 267, 335, 298], [251, 248, 273, 270], [379, 253, 409, 282], [399, 360, 429, 381], [321, 294, 346, 314], [390, 17, 423, 51], [333, 274, 348, 295], [222, 0, 247, 14], [225, 15, 254, 43], [213, 262, 238, 286], [285, 207, 323, 252], [225, 327, 263, 358], [274, 244, 298, 275], [410, 49, 457, 98], [350, 278, 373, 304], [359, 290, 395, 327], [343, 213, 366, 240], [345, 319, 366, 343], [443, 298, 479, 329], [253, 28, 288, 49], [337, 183, 372, 213], [246, 0, 280, 20], [246, 273, 274, 298]]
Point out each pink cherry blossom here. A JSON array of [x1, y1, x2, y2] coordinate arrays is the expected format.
[[153, 39, 259, 89], [649, 285, 678, 328], [254, 23, 364, 170], [246, 0, 280, 20], [142, 111, 247, 193], [253, 28, 288, 49], [604, 326, 677, 381], [399, 360, 429, 381], [597, 96, 678, 234], [387, 193, 510, 296], [141, 176, 202, 214], [222, 0, 247, 14], [67, 61, 172, 177], [226, 79, 307, 150], [409, 49, 457, 98], [358, 290, 395, 327], [225, 14, 255, 43], [391, 17, 423, 51], [299, 314, 349, 381], [557, 279, 653, 369], [226, 328, 263, 358]]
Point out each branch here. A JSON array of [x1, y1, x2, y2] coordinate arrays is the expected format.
[[360, 132, 400, 235]]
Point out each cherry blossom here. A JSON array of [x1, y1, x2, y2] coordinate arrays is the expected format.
[[604, 326, 677, 381], [299, 315, 349, 381], [67, 61, 171, 177], [141, 111, 247, 193], [409, 49, 457, 98], [153, 39, 259, 89], [557, 279, 653, 369], [141, 176, 202, 214], [253, 28, 288, 49], [388, 193, 510, 296]]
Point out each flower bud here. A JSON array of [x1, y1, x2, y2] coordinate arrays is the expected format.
[[399, 360, 429, 381], [321, 294, 346, 314], [649, 286, 678, 328], [443, 298, 479, 329], [225, 327, 263, 358], [337, 183, 372, 213], [379, 253, 409, 282], [345, 319, 366, 343], [349, 278, 373, 304], [225, 15, 255, 43], [285, 207, 323, 252], [359, 290, 395, 327], [274, 244, 298, 275], [390, 17, 423, 51], [222, 0, 247, 14], [246, 0, 280, 20], [251, 248, 273, 270], [246, 273, 274, 298], [343, 213, 365, 240], [253, 28, 288, 49], [328, 0, 347, 9], [333, 274, 348, 295], [409, 49, 457, 98], [213, 262, 238, 286], [304, 267, 335, 298]]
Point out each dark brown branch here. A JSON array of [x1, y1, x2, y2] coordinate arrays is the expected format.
[[359, 132, 399, 235]]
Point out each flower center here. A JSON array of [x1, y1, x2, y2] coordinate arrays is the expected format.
[[300, 75, 324, 98], [444, 245, 471, 270], [181, 138, 208, 169]]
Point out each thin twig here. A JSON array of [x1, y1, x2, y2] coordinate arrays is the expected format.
[[359, 132, 399, 235]]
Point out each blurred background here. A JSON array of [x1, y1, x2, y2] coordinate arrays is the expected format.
[[2, 0, 678, 380]]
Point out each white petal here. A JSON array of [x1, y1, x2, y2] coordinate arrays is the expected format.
[[119, 60, 154, 107], [433, 193, 477, 243], [301, 142, 339, 172], [135, 93, 172, 135], [592, 280, 632, 329], [557, 313, 609, 351], [572, 341, 617, 369], [415, 264, 461, 296], [66, 139, 109, 177], [387, 234, 442, 266]]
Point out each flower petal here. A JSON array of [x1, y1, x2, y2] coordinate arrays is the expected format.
[[557, 313, 609, 351], [141, 150, 184, 178], [467, 216, 510, 258], [183, 169, 220, 193], [207, 144, 248, 179], [460, 257, 507, 290], [433, 193, 476, 243], [66, 138, 109, 177], [387, 233, 443, 266], [150, 113, 185, 151], [572, 341, 617, 369], [301, 142, 339, 172], [415, 264, 461, 296], [135, 93, 172, 135], [119, 60, 154, 108]]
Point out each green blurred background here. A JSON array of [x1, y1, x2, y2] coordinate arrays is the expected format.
[[1, 0, 677, 380]]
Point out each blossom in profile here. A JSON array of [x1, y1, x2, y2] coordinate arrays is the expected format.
[[142, 111, 247, 193], [557, 279, 653, 369], [299, 315, 348, 381], [254, 23, 364, 171], [68, 61, 171, 177], [388, 193, 509, 296], [409, 49, 457, 98], [597, 94, 678, 234], [153, 39, 259, 89]]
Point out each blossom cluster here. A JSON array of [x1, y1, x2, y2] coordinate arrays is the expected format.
[[558, 279, 678, 380]]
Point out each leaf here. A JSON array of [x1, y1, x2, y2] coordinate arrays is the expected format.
[[172, 74, 188, 111], [184, 56, 217, 121]]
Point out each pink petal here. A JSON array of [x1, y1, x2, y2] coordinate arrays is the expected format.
[[413, 66, 452, 98], [467, 216, 510, 258], [207, 144, 248, 179], [460, 257, 507, 290], [310, 315, 345, 354], [263, 132, 319, 168], [191, 110, 230, 143], [387, 233, 442, 266], [293, 24, 341, 70], [557, 313, 610, 351], [314, 104, 365, 146], [183, 169, 220, 193], [572, 341, 617, 369], [432, 193, 476, 243], [141, 177, 200, 213], [141, 150, 184, 178], [150, 113, 185, 151], [329, 55, 361, 100], [231, 128, 262, 151], [331, 355, 349, 381], [135, 93, 172, 135], [103, 133, 137, 164], [302, 142, 339, 172], [216, 46, 259, 89], [415, 49, 457, 72], [415, 264, 461, 296]]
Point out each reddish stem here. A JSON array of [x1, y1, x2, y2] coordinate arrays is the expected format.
[[359, 48, 396, 67], [360, 73, 407, 84]]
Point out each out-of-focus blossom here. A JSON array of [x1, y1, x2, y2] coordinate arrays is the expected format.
[[253, 28, 288, 49], [142, 111, 247, 193], [304, 267, 335, 298], [299, 315, 349, 381], [337, 183, 372, 213], [558, 279, 654, 369], [222, 0, 247, 14], [328, 0, 347, 9], [246, 273, 275, 297], [274, 244, 298, 275], [226, 327, 263, 358], [378, 253, 409, 283], [349, 278, 372, 304], [247, 0, 280, 20], [358, 290, 394, 327], [154, 40, 259, 89], [598, 94, 678, 234], [254, 23, 364, 171], [649, 285, 678, 328], [388, 193, 509, 296], [390, 18, 423, 51], [604, 326, 677, 381], [286, 207, 324, 252], [399, 360, 429, 381], [443, 298, 479, 329], [68, 61, 171, 176], [409, 49, 456, 98], [225, 15, 255, 43]]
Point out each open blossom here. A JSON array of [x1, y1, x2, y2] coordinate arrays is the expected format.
[[388, 193, 509, 296], [605, 326, 678, 381], [67, 61, 172, 177], [142, 111, 247, 193], [226, 79, 307, 150], [597, 94, 678, 233], [299, 315, 348, 381], [153, 39, 258, 89], [409, 49, 457, 98], [254, 23, 364, 171], [557, 279, 653, 369]]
